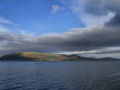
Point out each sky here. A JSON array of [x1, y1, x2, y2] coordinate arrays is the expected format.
[[0, 0, 120, 58], [0, 0, 85, 34]]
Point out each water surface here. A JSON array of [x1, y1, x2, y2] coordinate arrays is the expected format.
[[0, 61, 120, 90]]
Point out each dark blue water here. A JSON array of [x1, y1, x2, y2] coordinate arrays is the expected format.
[[0, 61, 120, 90]]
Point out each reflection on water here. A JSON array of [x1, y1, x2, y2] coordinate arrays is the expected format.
[[0, 61, 120, 90]]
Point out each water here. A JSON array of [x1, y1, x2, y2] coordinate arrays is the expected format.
[[0, 61, 120, 90]]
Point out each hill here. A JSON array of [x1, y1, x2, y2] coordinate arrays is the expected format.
[[0, 52, 119, 61], [0, 52, 81, 61]]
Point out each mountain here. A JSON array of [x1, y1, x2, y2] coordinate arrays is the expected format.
[[0, 52, 119, 61]]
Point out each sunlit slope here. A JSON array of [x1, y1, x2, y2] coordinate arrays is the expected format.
[[0, 52, 80, 61]]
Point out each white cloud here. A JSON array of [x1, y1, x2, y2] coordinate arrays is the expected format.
[[80, 12, 115, 27], [51, 5, 64, 14], [0, 16, 19, 25], [0, 25, 9, 32], [69, 0, 115, 27], [51, 5, 60, 14]]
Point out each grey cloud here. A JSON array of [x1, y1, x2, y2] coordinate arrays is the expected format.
[[85, 0, 120, 15], [85, 0, 120, 26], [106, 13, 120, 26], [85, 0, 109, 16], [0, 24, 120, 56]]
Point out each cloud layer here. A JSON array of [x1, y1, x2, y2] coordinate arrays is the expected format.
[[0, 24, 120, 56]]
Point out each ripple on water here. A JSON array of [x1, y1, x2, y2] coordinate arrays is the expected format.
[[0, 61, 120, 90]]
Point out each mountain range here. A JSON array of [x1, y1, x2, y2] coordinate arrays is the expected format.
[[0, 52, 119, 61]]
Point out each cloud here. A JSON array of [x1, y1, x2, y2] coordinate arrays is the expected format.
[[76, 11, 115, 26], [84, 0, 120, 26], [51, 5, 64, 14], [85, 0, 120, 16], [0, 25, 9, 32], [0, 24, 120, 57], [68, 0, 120, 27], [0, 16, 18, 25], [106, 13, 120, 26]]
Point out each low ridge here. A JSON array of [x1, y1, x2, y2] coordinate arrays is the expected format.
[[0, 52, 81, 61], [0, 52, 119, 61]]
